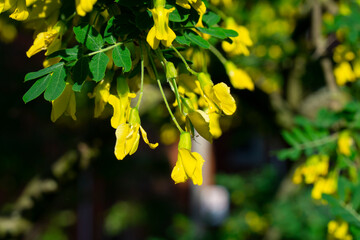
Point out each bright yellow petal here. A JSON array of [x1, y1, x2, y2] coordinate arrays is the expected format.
[[178, 148, 204, 185], [128, 131, 140, 155], [190, 152, 204, 185], [171, 156, 188, 184], [125, 124, 140, 155], [140, 126, 159, 149], [0, 0, 16, 13], [9, 0, 29, 21], [212, 83, 236, 115], [146, 26, 160, 49], [114, 123, 130, 160], [225, 62, 254, 90], [209, 112, 222, 139], [175, 0, 191, 9], [108, 94, 127, 128]]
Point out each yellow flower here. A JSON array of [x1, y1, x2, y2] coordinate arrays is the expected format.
[[338, 131, 353, 156], [311, 175, 337, 200], [8, 0, 29, 21], [0, 0, 15, 13], [292, 155, 329, 185], [197, 73, 236, 115], [51, 83, 76, 122], [328, 220, 353, 240], [171, 132, 205, 185], [88, 78, 111, 118], [225, 61, 254, 91], [176, 0, 206, 27], [26, 0, 61, 20], [334, 62, 356, 86], [26, 25, 61, 58], [146, 6, 176, 49], [292, 167, 303, 184], [108, 77, 136, 129], [114, 108, 158, 160], [222, 17, 252, 56], [75, 0, 97, 16], [209, 112, 222, 139]]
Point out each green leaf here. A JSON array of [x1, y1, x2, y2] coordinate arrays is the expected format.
[[73, 24, 104, 51], [292, 128, 309, 143], [24, 62, 64, 82], [222, 29, 238, 37], [112, 45, 132, 72], [23, 74, 51, 103], [352, 184, 360, 210], [196, 27, 227, 39], [44, 65, 67, 101], [184, 30, 210, 49], [175, 35, 191, 46], [203, 11, 221, 26], [104, 17, 117, 44], [323, 194, 360, 227], [89, 52, 109, 82], [282, 131, 299, 147], [46, 46, 80, 62], [276, 148, 301, 161], [72, 57, 89, 90]]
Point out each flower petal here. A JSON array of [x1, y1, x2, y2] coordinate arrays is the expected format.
[[213, 83, 236, 115], [146, 27, 160, 49], [140, 126, 159, 149], [114, 123, 130, 160], [171, 156, 188, 184]]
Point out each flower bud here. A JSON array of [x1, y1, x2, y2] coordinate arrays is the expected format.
[[166, 61, 177, 80], [178, 132, 192, 150], [197, 72, 213, 89], [129, 108, 140, 124]]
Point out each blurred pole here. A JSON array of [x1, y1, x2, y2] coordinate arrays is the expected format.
[[191, 134, 229, 235]]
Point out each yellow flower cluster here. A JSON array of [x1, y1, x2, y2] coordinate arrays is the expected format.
[[225, 61, 254, 91], [222, 17, 253, 56], [333, 45, 360, 86], [292, 155, 337, 200], [328, 220, 353, 240], [292, 155, 329, 184], [3, 0, 250, 187], [337, 131, 353, 157]]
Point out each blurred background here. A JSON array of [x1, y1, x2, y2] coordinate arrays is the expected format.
[[2, 0, 359, 239]]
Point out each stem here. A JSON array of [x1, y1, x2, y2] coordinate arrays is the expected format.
[[312, 0, 338, 93], [208, 44, 227, 65], [136, 43, 145, 109], [170, 45, 198, 75], [290, 133, 338, 151], [156, 49, 183, 115], [86, 42, 123, 57], [148, 47, 184, 133], [64, 12, 76, 22]]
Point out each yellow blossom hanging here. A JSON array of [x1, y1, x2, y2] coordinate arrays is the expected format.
[[114, 108, 158, 160], [171, 132, 205, 185], [147, 0, 176, 49]]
